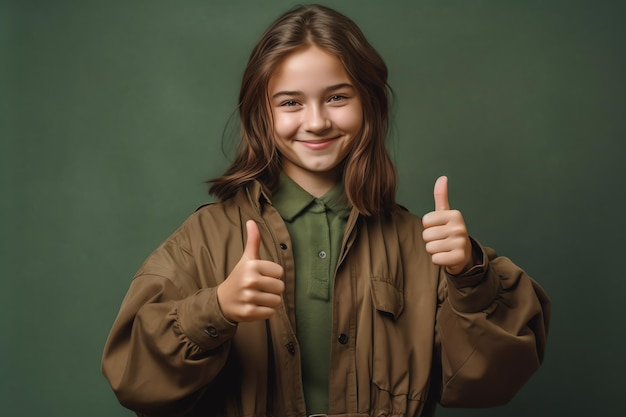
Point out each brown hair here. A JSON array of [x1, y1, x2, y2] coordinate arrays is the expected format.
[[209, 4, 397, 216]]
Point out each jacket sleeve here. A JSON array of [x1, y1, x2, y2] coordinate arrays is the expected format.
[[101, 228, 238, 415], [434, 239, 551, 407]]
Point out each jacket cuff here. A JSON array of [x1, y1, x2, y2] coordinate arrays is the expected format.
[[176, 287, 238, 351], [445, 238, 500, 313]]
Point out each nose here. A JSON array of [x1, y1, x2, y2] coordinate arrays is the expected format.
[[303, 104, 331, 134]]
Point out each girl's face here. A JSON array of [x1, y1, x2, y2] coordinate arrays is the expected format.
[[267, 45, 363, 196]]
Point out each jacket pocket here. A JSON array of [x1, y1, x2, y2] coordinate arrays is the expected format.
[[370, 278, 404, 320], [369, 276, 408, 413]]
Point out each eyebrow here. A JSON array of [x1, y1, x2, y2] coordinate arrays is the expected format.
[[271, 83, 355, 100]]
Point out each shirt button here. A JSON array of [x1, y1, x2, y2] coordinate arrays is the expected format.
[[338, 333, 349, 344], [280, 243, 288, 250], [318, 250, 327, 259], [205, 326, 219, 338]]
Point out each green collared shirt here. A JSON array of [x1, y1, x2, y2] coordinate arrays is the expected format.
[[272, 173, 351, 414]]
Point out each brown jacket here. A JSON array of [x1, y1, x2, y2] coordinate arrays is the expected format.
[[102, 181, 550, 417]]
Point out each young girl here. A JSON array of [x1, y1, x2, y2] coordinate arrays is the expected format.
[[102, 5, 550, 417]]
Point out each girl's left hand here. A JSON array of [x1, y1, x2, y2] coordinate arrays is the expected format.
[[421, 176, 475, 275]]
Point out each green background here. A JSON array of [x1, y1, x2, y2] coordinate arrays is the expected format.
[[2, 0, 625, 415]]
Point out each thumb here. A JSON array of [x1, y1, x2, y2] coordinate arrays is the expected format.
[[434, 176, 450, 211], [243, 220, 261, 260]]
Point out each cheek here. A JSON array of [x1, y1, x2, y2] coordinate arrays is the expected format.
[[336, 106, 363, 133], [272, 113, 300, 138], [338, 108, 363, 147]]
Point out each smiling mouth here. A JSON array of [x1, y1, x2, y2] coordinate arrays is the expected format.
[[296, 136, 340, 144], [296, 137, 339, 150], [296, 136, 341, 147]]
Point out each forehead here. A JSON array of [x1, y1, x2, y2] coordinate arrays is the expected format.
[[268, 45, 353, 92]]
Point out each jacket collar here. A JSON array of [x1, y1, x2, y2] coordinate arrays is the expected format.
[[241, 180, 272, 213]]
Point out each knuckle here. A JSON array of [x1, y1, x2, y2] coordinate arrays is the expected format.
[[242, 273, 261, 288], [241, 304, 256, 318], [449, 225, 466, 237], [240, 289, 255, 303]]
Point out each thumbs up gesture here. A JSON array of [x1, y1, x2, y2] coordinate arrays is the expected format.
[[217, 220, 285, 322], [422, 176, 475, 275]]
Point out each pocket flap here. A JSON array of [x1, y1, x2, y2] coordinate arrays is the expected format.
[[370, 278, 404, 320]]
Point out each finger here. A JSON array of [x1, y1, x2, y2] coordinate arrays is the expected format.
[[251, 278, 285, 301], [239, 284, 283, 305], [422, 210, 456, 229], [251, 292, 283, 309], [257, 276, 285, 296], [430, 250, 467, 268], [424, 235, 467, 256], [434, 176, 450, 211], [422, 224, 448, 243], [256, 260, 285, 280], [243, 220, 261, 260]]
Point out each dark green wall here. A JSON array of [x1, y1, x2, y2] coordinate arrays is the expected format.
[[2, 0, 624, 415]]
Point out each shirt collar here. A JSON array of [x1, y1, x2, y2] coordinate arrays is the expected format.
[[272, 172, 351, 222]]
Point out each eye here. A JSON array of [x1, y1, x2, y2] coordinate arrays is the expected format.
[[280, 100, 300, 107], [328, 95, 347, 102]]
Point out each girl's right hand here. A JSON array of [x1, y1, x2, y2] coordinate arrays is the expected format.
[[217, 220, 285, 322]]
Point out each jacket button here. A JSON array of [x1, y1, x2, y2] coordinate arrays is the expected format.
[[205, 326, 219, 338], [285, 342, 296, 354], [338, 333, 349, 344], [280, 243, 288, 250]]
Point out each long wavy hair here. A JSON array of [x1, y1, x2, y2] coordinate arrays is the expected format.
[[209, 4, 397, 216]]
